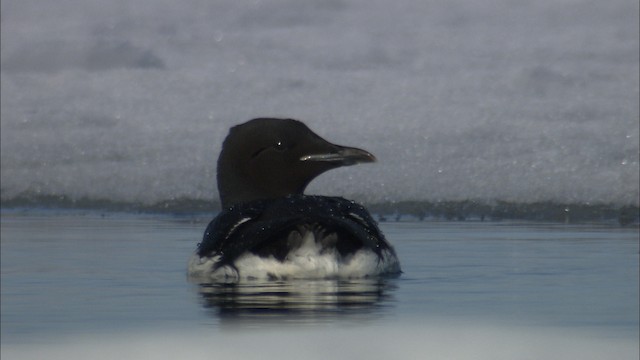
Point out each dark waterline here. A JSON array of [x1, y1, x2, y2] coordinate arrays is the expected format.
[[2, 196, 638, 225]]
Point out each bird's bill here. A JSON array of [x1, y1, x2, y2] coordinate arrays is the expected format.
[[299, 146, 376, 166]]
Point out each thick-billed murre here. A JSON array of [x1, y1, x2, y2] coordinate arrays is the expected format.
[[188, 118, 401, 281]]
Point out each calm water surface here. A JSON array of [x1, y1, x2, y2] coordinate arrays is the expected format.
[[1, 211, 638, 359]]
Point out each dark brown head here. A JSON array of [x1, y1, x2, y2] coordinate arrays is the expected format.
[[216, 118, 375, 207]]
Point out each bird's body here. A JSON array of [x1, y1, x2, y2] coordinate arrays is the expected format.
[[188, 118, 400, 282]]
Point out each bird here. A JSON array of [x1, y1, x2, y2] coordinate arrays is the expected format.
[[188, 118, 401, 281]]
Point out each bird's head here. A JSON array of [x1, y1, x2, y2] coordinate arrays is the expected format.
[[216, 118, 375, 207]]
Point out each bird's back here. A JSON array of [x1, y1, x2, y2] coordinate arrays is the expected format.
[[188, 195, 401, 281]]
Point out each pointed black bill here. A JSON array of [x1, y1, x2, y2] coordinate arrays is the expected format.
[[299, 146, 376, 166]]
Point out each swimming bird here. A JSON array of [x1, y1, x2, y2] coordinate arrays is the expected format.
[[188, 118, 400, 281]]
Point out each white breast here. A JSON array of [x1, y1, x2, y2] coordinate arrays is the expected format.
[[187, 230, 400, 282]]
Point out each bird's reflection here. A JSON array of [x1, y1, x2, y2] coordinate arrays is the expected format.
[[192, 278, 398, 324]]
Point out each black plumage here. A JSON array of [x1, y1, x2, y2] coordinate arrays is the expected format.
[[192, 118, 400, 279], [198, 195, 393, 270]]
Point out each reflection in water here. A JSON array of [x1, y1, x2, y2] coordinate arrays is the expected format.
[[192, 279, 398, 324]]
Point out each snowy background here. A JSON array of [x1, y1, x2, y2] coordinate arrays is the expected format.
[[1, 0, 638, 208]]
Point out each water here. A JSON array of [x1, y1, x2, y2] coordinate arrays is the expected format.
[[2, 211, 638, 359]]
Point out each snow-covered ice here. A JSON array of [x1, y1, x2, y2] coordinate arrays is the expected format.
[[1, 0, 638, 207]]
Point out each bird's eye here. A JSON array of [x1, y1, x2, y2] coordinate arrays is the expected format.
[[274, 141, 286, 151], [250, 141, 291, 159]]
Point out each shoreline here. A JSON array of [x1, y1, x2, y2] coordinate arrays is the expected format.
[[1, 195, 638, 225]]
